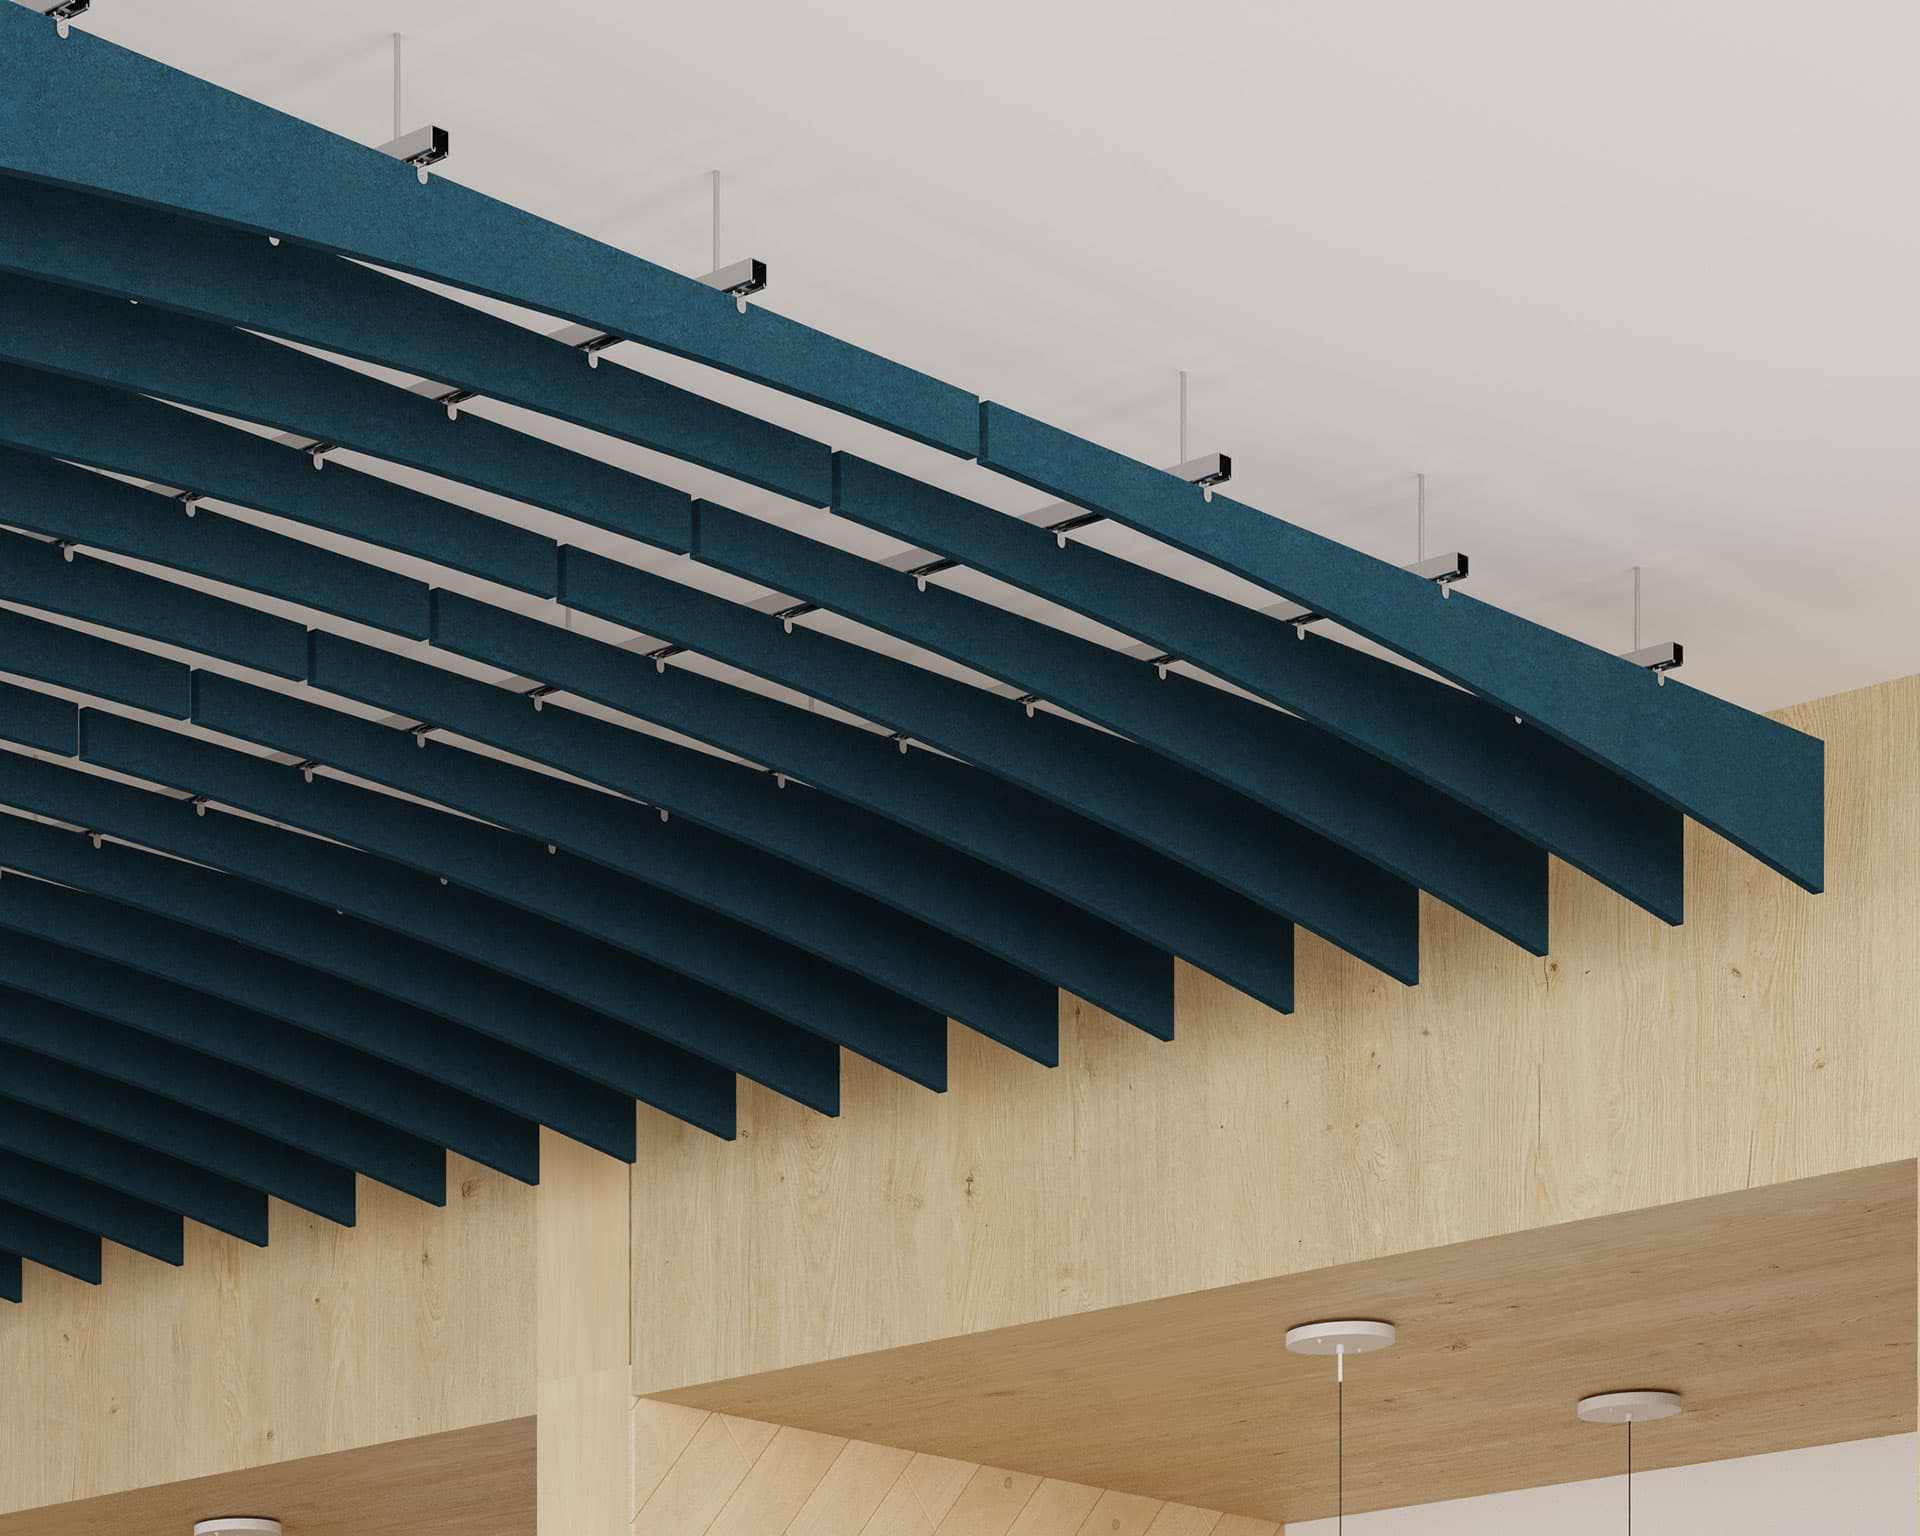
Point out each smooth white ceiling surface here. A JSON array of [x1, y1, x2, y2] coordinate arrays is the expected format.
[[1286, 1433, 1917, 1534], [56, 0, 1920, 711]]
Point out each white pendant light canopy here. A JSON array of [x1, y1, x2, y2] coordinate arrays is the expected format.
[[1577, 1390, 1683, 1424], [1284, 1319, 1397, 1357], [1287, 1318, 1396, 1532]]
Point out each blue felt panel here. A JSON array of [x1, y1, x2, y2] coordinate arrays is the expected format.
[[0, 1000, 441, 1209], [0, 9, 979, 454], [0, 273, 694, 552], [0, 446, 432, 639], [79, 710, 852, 1112], [175, 678, 1064, 1065], [421, 597, 1300, 1014], [832, 453, 1685, 924], [0, 180, 833, 507], [0, 1147, 184, 1266], [0, 1252, 17, 1304], [0, 806, 694, 1152], [0, 491, 1052, 1067], [0, 605, 187, 717], [0, 679, 75, 755], [0, 891, 541, 1185], [0, 496, 923, 1102], [977, 404, 1824, 894], [691, 501, 1545, 954], [0, 364, 558, 596], [0, 1198, 100, 1285], [0, 743, 738, 1140], [0, 1029, 358, 1228], [289, 636, 1209, 1031], [560, 543, 1416, 979], [0, 525, 308, 680]]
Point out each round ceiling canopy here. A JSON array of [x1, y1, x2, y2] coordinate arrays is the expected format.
[[1576, 1390, 1683, 1424], [1283, 1319, 1397, 1356]]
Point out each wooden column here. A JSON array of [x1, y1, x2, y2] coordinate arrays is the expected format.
[[538, 1126, 633, 1535]]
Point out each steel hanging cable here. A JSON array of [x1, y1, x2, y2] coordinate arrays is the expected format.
[[1417, 472, 1427, 564], [1337, 1344, 1345, 1534]]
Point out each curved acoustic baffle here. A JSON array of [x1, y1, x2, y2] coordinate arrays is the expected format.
[[0, 1029, 353, 1226], [0, 291, 1355, 979], [0, 1145, 185, 1268], [0, 999, 443, 1207], [0, 446, 1274, 1026], [0, 769, 754, 1131], [0, 10, 1823, 1302], [0, 187, 1675, 919]]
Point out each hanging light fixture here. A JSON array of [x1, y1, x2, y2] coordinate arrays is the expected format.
[[1578, 1389, 1682, 1533], [1286, 1319, 1397, 1532]]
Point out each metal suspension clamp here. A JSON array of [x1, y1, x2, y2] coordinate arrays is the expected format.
[[378, 125, 450, 184], [550, 324, 622, 368], [909, 557, 957, 592], [1624, 641, 1685, 683], [700, 257, 769, 313], [40, 0, 87, 36]]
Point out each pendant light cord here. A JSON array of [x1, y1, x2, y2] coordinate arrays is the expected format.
[[1336, 1346, 1345, 1535], [1626, 1418, 1633, 1536]]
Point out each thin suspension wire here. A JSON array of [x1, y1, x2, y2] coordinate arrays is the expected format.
[[1633, 566, 1643, 652], [392, 33, 402, 142], [1178, 370, 1189, 463], [1336, 1345, 1345, 1535], [711, 170, 722, 272], [1417, 472, 1427, 563], [1627, 1418, 1633, 1536]]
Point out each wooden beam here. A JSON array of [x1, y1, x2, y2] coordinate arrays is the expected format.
[[538, 1128, 633, 1536]]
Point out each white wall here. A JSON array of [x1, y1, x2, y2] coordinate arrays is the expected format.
[[1286, 1434, 1916, 1535]]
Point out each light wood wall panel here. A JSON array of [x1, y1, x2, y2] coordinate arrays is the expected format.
[[632, 675, 1920, 1394], [630, 1400, 1275, 1536], [0, 1157, 536, 1516]]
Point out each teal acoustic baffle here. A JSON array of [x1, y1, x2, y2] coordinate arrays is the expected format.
[[0, 4, 1823, 1305]]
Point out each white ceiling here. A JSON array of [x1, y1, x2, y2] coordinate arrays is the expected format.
[[49, 0, 1920, 710]]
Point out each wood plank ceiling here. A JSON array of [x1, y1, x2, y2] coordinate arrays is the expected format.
[[653, 1162, 1918, 1525]]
